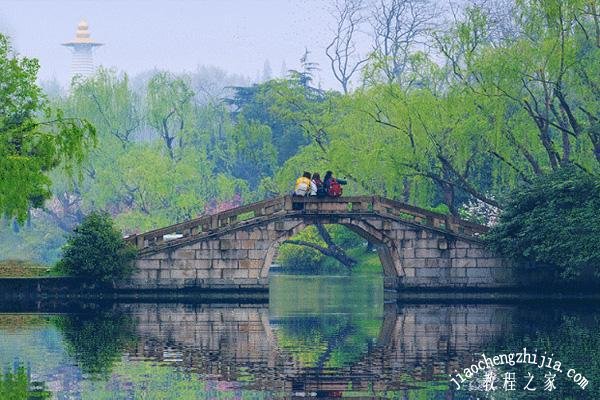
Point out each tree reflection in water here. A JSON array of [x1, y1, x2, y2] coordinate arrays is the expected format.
[[52, 309, 137, 377]]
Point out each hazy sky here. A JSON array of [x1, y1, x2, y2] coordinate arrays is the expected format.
[[0, 0, 359, 89]]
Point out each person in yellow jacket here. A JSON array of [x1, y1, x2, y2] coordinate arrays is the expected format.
[[294, 171, 312, 196]]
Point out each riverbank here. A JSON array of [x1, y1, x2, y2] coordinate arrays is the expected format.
[[2, 275, 600, 303], [0, 260, 52, 277]]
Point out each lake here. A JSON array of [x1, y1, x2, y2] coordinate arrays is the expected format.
[[0, 274, 598, 399]]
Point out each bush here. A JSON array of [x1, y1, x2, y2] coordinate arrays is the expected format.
[[57, 212, 137, 283], [486, 167, 600, 279]]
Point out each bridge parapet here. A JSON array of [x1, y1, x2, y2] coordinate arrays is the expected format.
[[126, 196, 488, 252]]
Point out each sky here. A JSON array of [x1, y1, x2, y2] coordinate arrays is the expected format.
[[0, 0, 362, 89]]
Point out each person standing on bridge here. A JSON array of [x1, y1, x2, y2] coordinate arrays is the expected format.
[[294, 171, 312, 196]]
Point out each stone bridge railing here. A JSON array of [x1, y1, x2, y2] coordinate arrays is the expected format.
[[126, 196, 488, 253]]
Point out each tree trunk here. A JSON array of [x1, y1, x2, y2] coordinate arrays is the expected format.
[[284, 223, 357, 268]]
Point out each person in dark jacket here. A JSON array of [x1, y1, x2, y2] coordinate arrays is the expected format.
[[311, 172, 325, 197], [323, 171, 347, 197]]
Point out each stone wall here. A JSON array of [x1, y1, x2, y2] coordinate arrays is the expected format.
[[126, 213, 515, 290]]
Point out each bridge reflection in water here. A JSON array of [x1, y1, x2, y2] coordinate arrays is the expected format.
[[117, 296, 512, 396]]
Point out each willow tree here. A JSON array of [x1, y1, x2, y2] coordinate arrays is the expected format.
[[0, 33, 95, 223], [436, 0, 600, 179]]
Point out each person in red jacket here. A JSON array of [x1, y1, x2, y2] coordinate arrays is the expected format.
[[323, 171, 347, 197]]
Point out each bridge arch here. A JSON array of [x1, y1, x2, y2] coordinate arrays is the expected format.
[[125, 196, 513, 291], [257, 216, 403, 285]]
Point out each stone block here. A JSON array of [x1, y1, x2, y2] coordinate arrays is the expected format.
[[171, 269, 196, 279], [450, 267, 467, 278], [454, 240, 470, 249], [416, 268, 441, 278], [137, 259, 160, 269], [235, 230, 250, 240], [449, 248, 467, 258], [220, 239, 235, 250], [249, 230, 263, 240], [159, 269, 170, 280], [253, 240, 271, 250], [209, 269, 222, 279], [392, 230, 404, 240], [402, 247, 415, 258], [239, 259, 262, 269], [169, 259, 194, 269], [438, 239, 448, 250], [248, 249, 267, 259], [402, 258, 422, 269], [240, 240, 256, 250], [212, 259, 236, 269], [414, 239, 429, 249], [195, 249, 214, 259], [431, 258, 450, 268], [403, 230, 417, 239], [172, 248, 195, 260], [196, 270, 210, 279], [415, 248, 441, 258], [467, 248, 487, 258], [427, 239, 441, 248], [145, 253, 170, 260], [424, 258, 441, 268], [223, 269, 249, 279], [403, 268, 416, 277], [221, 249, 248, 260], [452, 258, 477, 268]]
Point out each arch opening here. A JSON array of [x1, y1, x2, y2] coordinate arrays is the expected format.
[[258, 217, 402, 288]]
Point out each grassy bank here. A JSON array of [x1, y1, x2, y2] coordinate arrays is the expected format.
[[0, 260, 53, 278]]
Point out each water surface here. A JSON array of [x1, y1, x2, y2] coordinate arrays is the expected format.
[[1, 275, 598, 399]]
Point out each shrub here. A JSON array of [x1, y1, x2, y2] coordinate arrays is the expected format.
[[57, 212, 137, 283], [486, 167, 600, 279]]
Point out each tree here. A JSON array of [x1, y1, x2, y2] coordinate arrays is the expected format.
[[367, 0, 438, 85], [486, 167, 600, 279], [146, 72, 195, 160], [326, 0, 369, 93], [57, 211, 137, 283], [0, 34, 95, 223]]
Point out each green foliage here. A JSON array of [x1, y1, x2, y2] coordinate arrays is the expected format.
[[0, 33, 95, 223], [57, 212, 137, 283], [277, 226, 326, 273], [487, 167, 600, 278], [277, 224, 372, 274], [0, 365, 51, 400]]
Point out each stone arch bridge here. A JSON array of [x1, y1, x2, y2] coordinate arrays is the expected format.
[[124, 196, 513, 290]]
